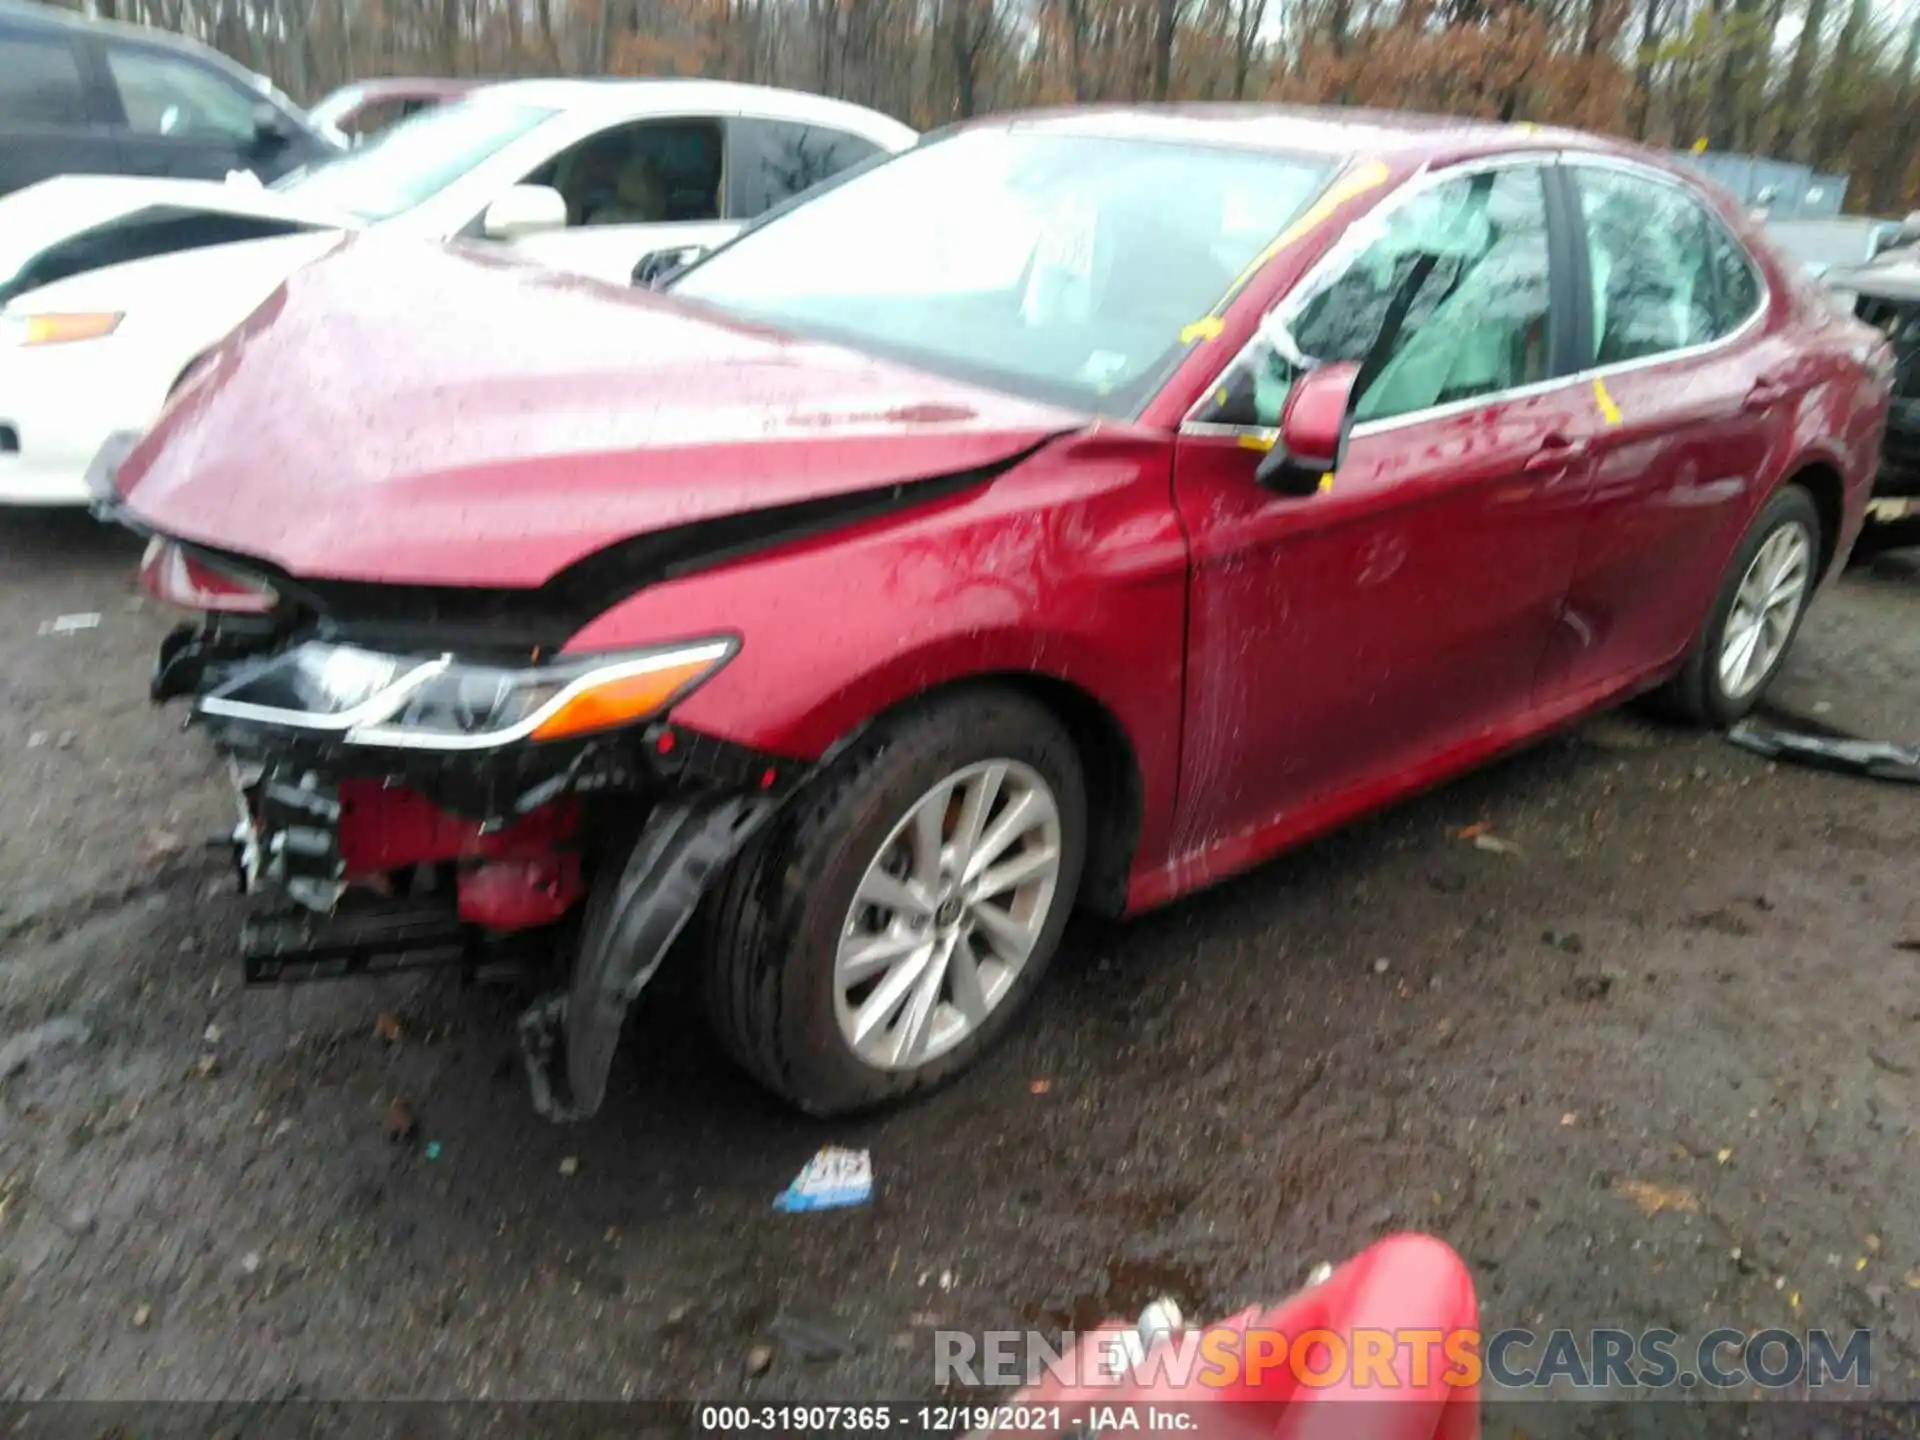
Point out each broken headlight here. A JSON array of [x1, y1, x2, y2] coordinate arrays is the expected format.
[[199, 638, 734, 750]]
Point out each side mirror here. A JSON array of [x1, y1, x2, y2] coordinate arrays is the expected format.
[[633, 244, 708, 289], [251, 102, 292, 149], [481, 184, 568, 242], [1256, 361, 1359, 495]]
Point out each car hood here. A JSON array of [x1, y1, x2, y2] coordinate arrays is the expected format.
[[117, 237, 1089, 589], [0, 175, 353, 302]]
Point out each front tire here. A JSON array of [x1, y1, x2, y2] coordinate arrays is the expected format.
[[702, 689, 1087, 1115], [1660, 484, 1822, 726]]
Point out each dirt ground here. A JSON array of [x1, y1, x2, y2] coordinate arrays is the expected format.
[[0, 511, 1915, 1407]]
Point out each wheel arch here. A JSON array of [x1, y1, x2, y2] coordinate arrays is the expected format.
[[842, 671, 1146, 919], [1777, 457, 1847, 582]]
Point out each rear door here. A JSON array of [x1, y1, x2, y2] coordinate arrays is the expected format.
[[1541, 160, 1794, 701], [96, 39, 283, 182], [1169, 158, 1597, 867], [0, 22, 115, 197]]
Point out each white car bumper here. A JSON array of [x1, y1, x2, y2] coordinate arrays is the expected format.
[[0, 339, 169, 507]]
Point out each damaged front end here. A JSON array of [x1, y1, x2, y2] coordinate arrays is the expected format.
[[143, 540, 804, 1122]]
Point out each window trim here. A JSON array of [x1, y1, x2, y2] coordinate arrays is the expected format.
[[721, 113, 883, 221], [1179, 149, 1772, 443]]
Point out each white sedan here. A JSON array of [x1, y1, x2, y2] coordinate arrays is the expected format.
[[0, 79, 915, 505]]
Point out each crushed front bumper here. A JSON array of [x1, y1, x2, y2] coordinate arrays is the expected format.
[[161, 619, 809, 1122]]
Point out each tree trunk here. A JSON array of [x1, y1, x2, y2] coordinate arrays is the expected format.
[[1151, 0, 1176, 100], [1811, 0, 1869, 165]]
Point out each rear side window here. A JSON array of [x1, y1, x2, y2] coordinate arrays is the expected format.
[[0, 32, 89, 126], [726, 119, 883, 219], [104, 45, 258, 143], [1573, 166, 1760, 366]]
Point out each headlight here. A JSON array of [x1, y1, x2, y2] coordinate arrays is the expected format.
[[1, 311, 124, 347], [199, 638, 734, 750]]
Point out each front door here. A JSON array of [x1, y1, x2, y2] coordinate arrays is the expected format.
[[1168, 160, 1595, 876]]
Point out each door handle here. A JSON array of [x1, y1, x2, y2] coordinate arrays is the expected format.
[[1742, 378, 1790, 413], [1523, 435, 1587, 473]]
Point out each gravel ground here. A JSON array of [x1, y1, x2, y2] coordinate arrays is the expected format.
[[0, 511, 1915, 1406]]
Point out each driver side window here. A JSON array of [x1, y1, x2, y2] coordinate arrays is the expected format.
[[1203, 166, 1552, 429], [104, 45, 257, 143], [525, 118, 723, 228]]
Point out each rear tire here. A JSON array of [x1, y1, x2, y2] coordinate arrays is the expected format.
[[702, 688, 1087, 1115], [1657, 484, 1821, 726]]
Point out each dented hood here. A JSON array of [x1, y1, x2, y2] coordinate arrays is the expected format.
[[118, 237, 1085, 589], [0, 174, 351, 294]]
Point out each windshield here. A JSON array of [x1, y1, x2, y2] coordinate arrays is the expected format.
[[275, 99, 555, 222], [672, 129, 1334, 414]]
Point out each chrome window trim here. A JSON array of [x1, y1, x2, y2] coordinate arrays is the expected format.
[[1178, 148, 1773, 442]]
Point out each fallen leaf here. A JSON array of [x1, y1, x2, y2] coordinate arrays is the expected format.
[[559, 1155, 579, 1177], [132, 1303, 152, 1329], [1867, 1235, 1882, 1254], [1613, 1178, 1700, 1217], [1473, 833, 1520, 855], [1453, 821, 1493, 839], [1029, 1078, 1052, 1095], [1561, 1112, 1580, 1127], [1904, 1272, 1920, 1290], [1716, 1147, 1733, 1164], [383, 1097, 417, 1143], [374, 1013, 403, 1044]]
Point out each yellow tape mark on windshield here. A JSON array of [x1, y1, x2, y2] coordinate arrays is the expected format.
[[1593, 377, 1623, 426], [1216, 158, 1394, 309], [1181, 158, 1394, 349], [1318, 471, 1336, 492]]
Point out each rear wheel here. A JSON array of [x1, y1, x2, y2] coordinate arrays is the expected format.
[[1659, 484, 1821, 726], [702, 689, 1087, 1115]]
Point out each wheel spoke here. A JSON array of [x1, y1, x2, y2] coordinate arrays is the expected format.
[[909, 784, 949, 892], [852, 944, 933, 1047], [890, 939, 952, 1066], [857, 868, 931, 919], [839, 929, 927, 986], [972, 841, 1059, 903], [969, 897, 1037, 962], [946, 939, 989, 1023], [1723, 618, 1763, 691], [948, 763, 1004, 879], [964, 789, 1044, 885]]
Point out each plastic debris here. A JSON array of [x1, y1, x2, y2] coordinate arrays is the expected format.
[[774, 1147, 872, 1212], [424, 1142, 443, 1161], [1728, 720, 1920, 784], [1472, 832, 1521, 855], [38, 613, 101, 636]]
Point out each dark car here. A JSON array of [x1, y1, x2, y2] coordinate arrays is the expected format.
[[0, 0, 340, 199], [1826, 230, 1920, 498], [112, 109, 1888, 1122]]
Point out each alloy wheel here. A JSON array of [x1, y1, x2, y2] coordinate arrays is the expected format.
[[1718, 521, 1813, 701], [833, 759, 1063, 1071]]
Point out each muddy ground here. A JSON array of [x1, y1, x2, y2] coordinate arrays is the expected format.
[[0, 511, 1915, 1406]]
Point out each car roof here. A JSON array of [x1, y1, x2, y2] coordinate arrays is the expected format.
[[319, 76, 482, 104], [0, 0, 249, 65], [954, 103, 1636, 165], [458, 77, 918, 138]]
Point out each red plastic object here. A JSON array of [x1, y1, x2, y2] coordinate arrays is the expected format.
[[992, 1234, 1480, 1439], [335, 782, 584, 931]]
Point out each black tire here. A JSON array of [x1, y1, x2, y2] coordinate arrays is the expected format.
[[1657, 484, 1822, 726], [701, 688, 1087, 1115]]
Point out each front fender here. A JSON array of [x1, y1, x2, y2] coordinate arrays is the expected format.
[[562, 429, 1191, 878]]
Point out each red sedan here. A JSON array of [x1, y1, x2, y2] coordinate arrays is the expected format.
[[110, 108, 1891, 1120]]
